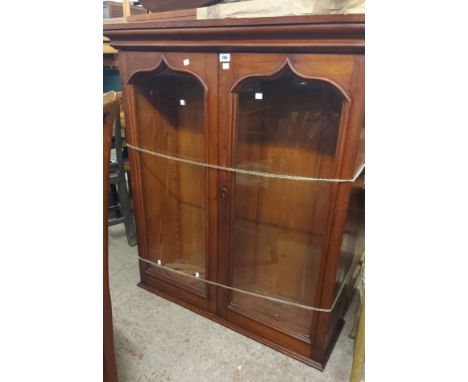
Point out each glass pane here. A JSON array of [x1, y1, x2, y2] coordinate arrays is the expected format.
[[231, 69, 344, 336], [132, 66, 205, 162], [132, 67, 207, 295], [234, 68, 345, 178], [231, 174, 333, 337]]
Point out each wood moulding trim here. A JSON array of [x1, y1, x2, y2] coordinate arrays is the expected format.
[[227, 302, 312, 344], [145, 267, 208, 298], [104, 15, 364, 53], [104, 14, 364, 30], [137, 279, 336, 370], [124, 54, 209, 89], [230, 57, 352, 101]]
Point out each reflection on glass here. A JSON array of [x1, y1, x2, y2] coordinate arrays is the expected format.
[[234, 67, 344, 178], [231, 68, 344, 336], [231, 175, 332, 337], [132, 66, 205, 162], [132, 66, 207, 295]]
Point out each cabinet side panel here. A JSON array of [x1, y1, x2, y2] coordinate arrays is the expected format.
[[310, 55, 364, 364], [330, 173, 364, 339]]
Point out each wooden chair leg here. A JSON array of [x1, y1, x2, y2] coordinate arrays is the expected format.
[[126, 168, 132, 198], [112, 97, 137, 247], [117, 176, 137, 247]]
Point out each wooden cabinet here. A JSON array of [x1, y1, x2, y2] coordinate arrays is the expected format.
[[104, 14, 365, 370]]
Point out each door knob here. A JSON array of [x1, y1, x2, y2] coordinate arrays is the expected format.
[[220, 187, 228, 199]]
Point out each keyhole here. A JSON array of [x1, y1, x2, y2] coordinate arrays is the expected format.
[[220, 187, 228, 199]]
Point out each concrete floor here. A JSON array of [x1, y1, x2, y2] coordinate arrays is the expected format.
[[109, 225, 357, 382]]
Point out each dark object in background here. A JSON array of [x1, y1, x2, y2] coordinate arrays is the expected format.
[[103, 92, 119, 382], [103, 0, 147, 18], [139, 0, 221, 13], [108, 94, 137, 247]]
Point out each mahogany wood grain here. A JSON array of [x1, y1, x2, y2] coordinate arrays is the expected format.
[[121, 52, 219, 313], [216, 52, 363, 366], [107, 15, 365, 370], [104, 14, 364, 53], [105, 13, 364, 30]]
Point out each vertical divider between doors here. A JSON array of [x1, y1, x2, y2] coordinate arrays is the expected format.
[[216, 52, 233, 318], [205, 52, 220, 314]]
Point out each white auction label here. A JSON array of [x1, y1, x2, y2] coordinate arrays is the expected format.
[[219, 53, 231, 62]]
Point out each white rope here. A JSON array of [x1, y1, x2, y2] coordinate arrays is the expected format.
[[138, 256, 354, 312], [127, 144, 365, 183], [129, 143, 362, 310]]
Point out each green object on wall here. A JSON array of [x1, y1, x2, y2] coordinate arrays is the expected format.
[[104, 68, 121, 93]]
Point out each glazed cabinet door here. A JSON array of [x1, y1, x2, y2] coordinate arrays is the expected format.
[[217, 53, 363, 361], [120, 52, 219, 313]]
